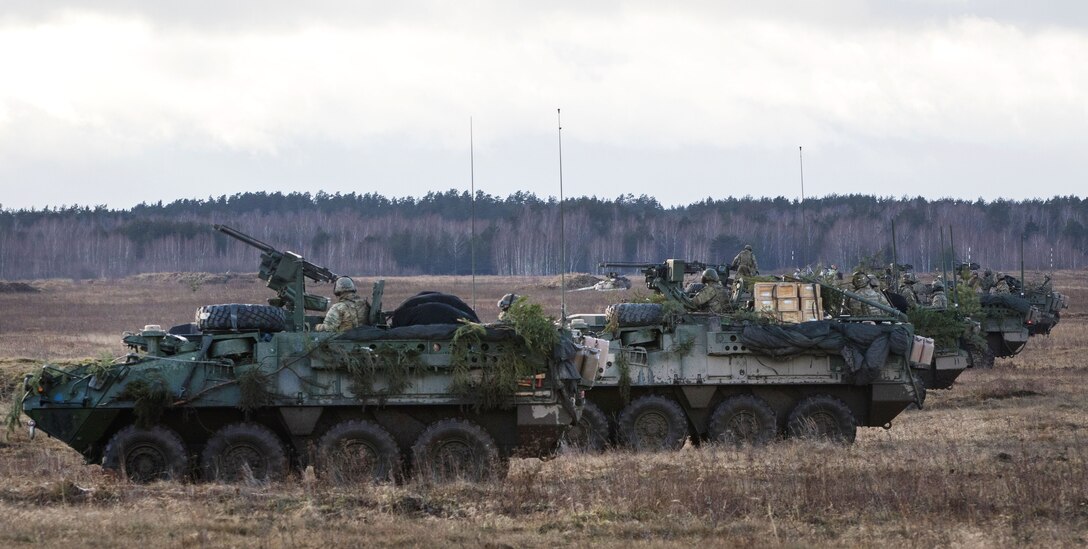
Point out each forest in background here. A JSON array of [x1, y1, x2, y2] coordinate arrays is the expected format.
[[1, 191, 1087, 280]]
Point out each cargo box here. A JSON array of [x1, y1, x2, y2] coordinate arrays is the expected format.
[[776, 297, 800, 311], [756, 298, 776, 312], [754, 283, 776, 299], [799, 284, 818, 299], [779, 311, 804, 324], [774, 283, 799, 298]]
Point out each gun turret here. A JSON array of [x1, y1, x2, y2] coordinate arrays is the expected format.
[[599, 260, 731, 305], [214, 224, 341, 331]]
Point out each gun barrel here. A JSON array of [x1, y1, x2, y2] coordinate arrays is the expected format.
[[214, 224, 276, 253], [599, 261, 658, 269]]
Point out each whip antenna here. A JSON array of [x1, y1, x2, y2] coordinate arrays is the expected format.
[[799, 146, 807, 267], [557, 108, 566, 319], [469, 117, 477, 311]]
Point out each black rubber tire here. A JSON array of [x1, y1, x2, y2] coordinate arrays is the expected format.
[[561, 400, 611, 453], [392, 292, 479, 327], [410, 419, 500, 483], [707, 394, 777, 445], [316, 420, 401, 483], [200, 422, 287, 483], [617, 395, 688, 451], [606, 303, 665, 328], [196, 304, 287, 332], [786, 394, 857, 443], [102, 425, 189, 482]]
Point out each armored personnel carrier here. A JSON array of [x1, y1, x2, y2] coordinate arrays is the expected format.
[[19, 225, 586, 483], [978, 274, 1068, 358], [562, 260, 925, 451]]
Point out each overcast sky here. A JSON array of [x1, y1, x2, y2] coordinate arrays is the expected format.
[[1, 1, 1086, 210]]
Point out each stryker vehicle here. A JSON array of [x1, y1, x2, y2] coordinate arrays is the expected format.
[[978, 274, 1068, 358], [19, 225, 586, 483], [561, 260, 925, 452]]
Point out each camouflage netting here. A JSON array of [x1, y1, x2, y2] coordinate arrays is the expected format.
[[980, 294, 1033, 315], [739, 321, 912, 378]]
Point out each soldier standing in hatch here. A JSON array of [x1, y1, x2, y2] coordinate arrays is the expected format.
[[898, 272, 919, 308], [979, 270, 996, 294], [994, 273, 1012, 295], [731, 244, 759, 278], [689, 269, 730, 314], [496, 293, 518, 322], [316, 277, 371, 332]]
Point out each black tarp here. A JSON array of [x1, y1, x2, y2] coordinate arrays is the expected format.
[[738, 320, 912, 376], [980, 294, 1033, 314]]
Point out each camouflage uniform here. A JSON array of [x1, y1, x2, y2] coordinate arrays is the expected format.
[[994, 277, 1011, 295], [691, 281, 730, 314], [849, 275, 890, 316], [898, 275, 919, 308], [979, 271, 996, 294], [317, 293, 370, 332], [930, 287, 948, 309], [731, 245, 758, 277]]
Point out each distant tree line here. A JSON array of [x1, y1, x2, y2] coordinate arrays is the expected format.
[[1, 191, 1087, 280]]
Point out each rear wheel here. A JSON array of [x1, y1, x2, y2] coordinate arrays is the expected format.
[[561, 400, 610, 452], [707, 394, 777, 445], [317, 420, 401, 483], [411, 419, 500, 483], [618, 395, 688, 451], [201, 423, 286, 483], [103, 425, 188, 482], [786, 395, 857, 443]]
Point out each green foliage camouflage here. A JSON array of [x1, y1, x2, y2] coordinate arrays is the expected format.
[[236, 368, 274, 412], [117, 377, 172, 428]]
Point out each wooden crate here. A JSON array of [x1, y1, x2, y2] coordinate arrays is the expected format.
[[754, 283, 776, 299], [774, 283, 799, 298], [800, 297, 823, 317], [799, 283, 818, 299], [779, 311, 804, 324], [776, 297, 800, 311], [756, 299, 776, 312]]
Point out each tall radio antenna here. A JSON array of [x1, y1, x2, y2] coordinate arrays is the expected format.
[[799, 146, 808, 267], [469, 117, 477, 311], [557, 108, 566, 319]]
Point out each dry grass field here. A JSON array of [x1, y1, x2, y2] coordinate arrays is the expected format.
[[1, 270, 1086, 547]]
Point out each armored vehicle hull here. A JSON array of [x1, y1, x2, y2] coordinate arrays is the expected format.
[[563, 261, 924, 451], [23, 322, 579, 483]]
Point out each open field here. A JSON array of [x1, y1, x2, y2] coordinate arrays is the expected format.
[[1, 271, 1087, 547]]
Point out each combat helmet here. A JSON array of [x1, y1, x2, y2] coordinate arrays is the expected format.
[[497, 293, 518, 311], [334, 277, 357, 295], [743, 244, 753, 251], [701, 268, 720, 283]]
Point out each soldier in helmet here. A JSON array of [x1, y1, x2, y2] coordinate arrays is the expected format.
[[994, 273, 1011, 295], [731, 244, 759, 278], [898, 272, 919, 308], [929, 281, 949, 309], [689, 268, 730, 314], [848, 273, 890, 316], [316, 276, 371, 332], [496, 293, 518, 321], [979, 269, 996, 294]]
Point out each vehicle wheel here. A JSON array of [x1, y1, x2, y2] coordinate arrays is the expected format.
[[707, 394, 777, 445], [201, 423, 287, 482], [102, 425, 189, 482], [617, 395, 688, 451], [606, 303, 665, 328], [196, 304, 287, 332], [317, 420, 401, 483], [411, 419, 500, 483], [968, 341, 995, 369], [561, 400, 610, 452], [786, 395, 857, 443]]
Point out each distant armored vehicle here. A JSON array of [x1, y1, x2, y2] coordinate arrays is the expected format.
[[562, 260, 925, 451], [19, 225, 586, 483]]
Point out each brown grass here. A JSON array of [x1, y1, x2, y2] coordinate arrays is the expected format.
[[1, 270, 1088, 546]]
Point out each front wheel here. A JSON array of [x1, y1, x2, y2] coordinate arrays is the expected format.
[[561, 400, 610, 453], [617, 395, 688, 451], [786, 395, 857, 443], [102, 425, 188, 482], [201, 422, 287, 483]]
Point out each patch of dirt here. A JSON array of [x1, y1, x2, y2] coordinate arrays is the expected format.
[[0, 282, 39, 294], [542, 274, 602, 289], [127, 272, 254, 285]]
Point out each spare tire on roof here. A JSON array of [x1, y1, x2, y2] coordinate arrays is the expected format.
[[605, 303, 664, 328], [196, 304, 287, 332]]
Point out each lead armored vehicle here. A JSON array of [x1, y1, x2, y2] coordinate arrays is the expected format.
[[562, 260, 925, 451], [20, 225, 585, 483]]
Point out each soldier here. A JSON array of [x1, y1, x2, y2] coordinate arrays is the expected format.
[[689, 269, 730, 314], [898, 272, 919, 308], [930, 281, 949, 309], [994, 273, 1011, 295], [966, 270, 981, 290], [849, 273, 890, 316], [731, 244, 759, 278], [316, 277, 371, 332], [497, 293, 518, 321], [979, 270, 996, 294]]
